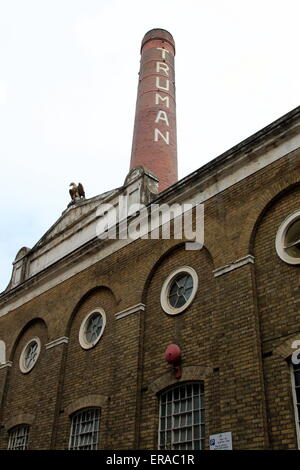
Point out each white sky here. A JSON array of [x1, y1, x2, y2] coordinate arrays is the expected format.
[[0, 0, 299, 291]]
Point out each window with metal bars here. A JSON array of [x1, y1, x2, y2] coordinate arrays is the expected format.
[[7, 424, 29, 450], [291, 362, 300, 448], [168, 273, 194, 309], [69, 408, 100, 450], [24, 341, 39, 369], [158, 382, 205, 450], [85, 313, 103, 344]]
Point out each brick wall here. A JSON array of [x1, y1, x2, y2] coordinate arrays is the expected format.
[[0, 147, 300, 449]]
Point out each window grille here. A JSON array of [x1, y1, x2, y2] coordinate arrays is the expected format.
[[8, 425, 29, 450], [158, 382, 205, 450], [24, 341, 39, 369], [85, 313, 103, 344], [291, 362, 300, 448], [168, 274, 194, 308], [69, 408, 100, 450]]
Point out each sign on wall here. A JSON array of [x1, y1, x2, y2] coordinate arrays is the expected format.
[[209, 432, 233, 450]]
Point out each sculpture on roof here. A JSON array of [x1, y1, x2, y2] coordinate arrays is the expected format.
[[68, 182, 85, 207]]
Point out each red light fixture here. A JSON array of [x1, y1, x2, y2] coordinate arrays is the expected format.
[[164, 344, 182, 379]]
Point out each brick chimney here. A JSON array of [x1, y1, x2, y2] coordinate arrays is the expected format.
[[130, 29, 178, 192]]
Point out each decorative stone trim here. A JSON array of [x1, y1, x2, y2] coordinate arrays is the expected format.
[[0, 361, 12, 370], [0, 340, 6, 365], [148, 365, 213, 395], [4, 412, 35, 430], [213, 255, 255, 277], [65, 394, 109, 416], [115, 303, 145, 320], [45, 336, 69, 349], [273, 335, 300, 359]]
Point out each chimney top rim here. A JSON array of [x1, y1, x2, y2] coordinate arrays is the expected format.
[[141, 28, 175, 54]]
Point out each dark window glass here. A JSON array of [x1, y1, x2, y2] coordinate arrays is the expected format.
[[168, 274, 194, 309], [85, 313, 103, 344], [24, 341, 38, 369]]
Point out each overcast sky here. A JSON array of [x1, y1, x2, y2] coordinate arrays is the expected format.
[[0, 0, 299, 291]]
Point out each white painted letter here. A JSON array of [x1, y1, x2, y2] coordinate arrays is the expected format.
[[156, 76, 169, 92], [155, 93, 169, 108], [154, 128, 169, 145], [155, 110, 169, 126], [157, 47, 170, 59], [156, 61, 169, 76]]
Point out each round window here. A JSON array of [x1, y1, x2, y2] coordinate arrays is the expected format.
[[168, 273, 194, 308], [161, 266, 198, 315], [19, 337, 41, 374], [276, 211, 300, 265], [79, 309, 106, 350]]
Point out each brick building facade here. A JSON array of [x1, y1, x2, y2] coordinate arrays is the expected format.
[[0, 29, 300, 450]]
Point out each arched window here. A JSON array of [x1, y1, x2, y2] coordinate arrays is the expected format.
[[7, 424, 29, 450], [158, 382, 205, 450], [68, 408, 100, 450]]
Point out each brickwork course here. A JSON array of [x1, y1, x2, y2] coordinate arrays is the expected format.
[[0, 29, 300, 450]]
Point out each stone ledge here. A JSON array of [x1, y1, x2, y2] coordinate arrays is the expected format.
[[213, 255, 255, 277], [0, 361, 12, 370], [115, 303, 145, 320], [45, 337, 69, 349], [273, 335, 300, 359]]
